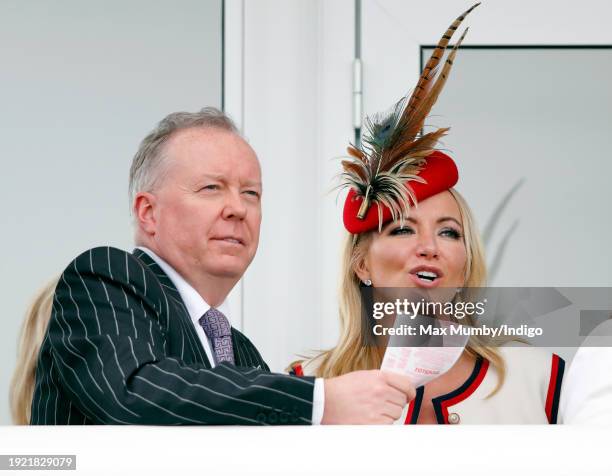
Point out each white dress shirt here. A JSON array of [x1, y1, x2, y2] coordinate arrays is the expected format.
[[138, 247, 325, 424]]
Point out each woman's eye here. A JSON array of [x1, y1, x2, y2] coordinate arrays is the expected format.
[[440, 227, 462, 239], [390, 226, 414, 236]]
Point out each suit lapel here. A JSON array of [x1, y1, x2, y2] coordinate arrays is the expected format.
[[132, 248, 211, 367], [231, 329, 267, 370], [231, 330, 247, 367]]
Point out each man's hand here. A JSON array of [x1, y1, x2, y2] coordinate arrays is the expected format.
[[321, 370, 415, 424]]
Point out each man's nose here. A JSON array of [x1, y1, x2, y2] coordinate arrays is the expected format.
[[222, 191, 247, 220]]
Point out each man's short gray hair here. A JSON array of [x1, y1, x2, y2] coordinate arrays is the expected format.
[[128, 107, 240, 212]]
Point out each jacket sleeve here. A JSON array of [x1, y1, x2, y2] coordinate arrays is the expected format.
[[46, 247, 314, 425]]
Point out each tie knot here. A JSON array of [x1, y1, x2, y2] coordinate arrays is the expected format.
[[199, 308, 231, 339]]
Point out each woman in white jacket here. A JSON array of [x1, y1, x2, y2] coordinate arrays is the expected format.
[[291, 3, 564, 424]]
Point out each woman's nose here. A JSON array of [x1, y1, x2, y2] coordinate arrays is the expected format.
[[415, 233, 439, 258]]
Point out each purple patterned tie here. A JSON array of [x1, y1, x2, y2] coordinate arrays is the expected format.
[[198, 308, 235, 365]]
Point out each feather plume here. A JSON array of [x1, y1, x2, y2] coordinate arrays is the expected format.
[[404, 2, 480, 118], [386, 127, 450, 172], [347, 145, 366, 162], [340, 3, 479, 228], [406, 27, 469, 139], [341, 160, 368, 183]]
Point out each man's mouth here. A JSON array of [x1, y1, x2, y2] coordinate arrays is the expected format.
[[213, 236, 244, 246]]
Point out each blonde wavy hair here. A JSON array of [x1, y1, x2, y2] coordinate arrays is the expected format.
[[312, 189, 506, 394], [10, 277, 58, 424]]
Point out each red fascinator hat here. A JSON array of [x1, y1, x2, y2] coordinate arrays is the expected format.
[[343, 151, 458, 234], [339, 3, 478, 234]]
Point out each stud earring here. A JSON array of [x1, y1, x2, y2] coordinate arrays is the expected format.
[[364, 279, 372, 286]]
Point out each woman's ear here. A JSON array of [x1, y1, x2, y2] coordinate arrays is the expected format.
[[353, 253, 371, 284]]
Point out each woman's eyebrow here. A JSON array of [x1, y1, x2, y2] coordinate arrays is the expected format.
[[385, 216, 463, 229], [437, 216, 462, 227]]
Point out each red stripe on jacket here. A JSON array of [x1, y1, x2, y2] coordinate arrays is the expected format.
[[545, 354, 561, 424]]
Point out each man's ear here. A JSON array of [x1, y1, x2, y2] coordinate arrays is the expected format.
[[353, 253, 371, 284], [133, 192, 158, 236]]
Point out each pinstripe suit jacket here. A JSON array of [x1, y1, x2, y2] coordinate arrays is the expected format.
[[30, 247, 315, 425]]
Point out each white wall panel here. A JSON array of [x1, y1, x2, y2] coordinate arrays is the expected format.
[[236, 0, 354, 371]]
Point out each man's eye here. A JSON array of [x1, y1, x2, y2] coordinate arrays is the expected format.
[[390, 226, 414, 236], [440, 227, 462, 239], [243, 190, 260, 198], [200, 184, 219, 191]]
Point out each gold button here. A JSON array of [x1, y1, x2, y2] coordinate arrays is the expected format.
[[448, 412, 460, 424]]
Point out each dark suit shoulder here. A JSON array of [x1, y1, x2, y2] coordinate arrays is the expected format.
[[62, 246, 164, 300], [53, 246, 172, 337], [69, 246, 141, 274]]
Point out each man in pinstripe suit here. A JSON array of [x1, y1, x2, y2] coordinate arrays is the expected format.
[[31, 108, 414, 425]]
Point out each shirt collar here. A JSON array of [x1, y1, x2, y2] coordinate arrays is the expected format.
[[136, 246, 231, 325]]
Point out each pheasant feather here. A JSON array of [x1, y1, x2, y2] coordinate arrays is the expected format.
[[340, 3, 479, 227]]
